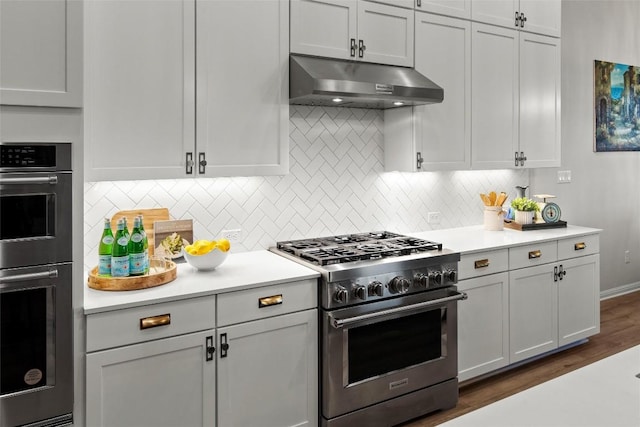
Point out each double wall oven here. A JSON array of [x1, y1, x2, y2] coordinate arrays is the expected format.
[[0, 143, 74, 427], [271, 232, 466, 427]]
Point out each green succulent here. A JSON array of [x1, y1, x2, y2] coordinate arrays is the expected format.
[[510, 197, 540, 212]]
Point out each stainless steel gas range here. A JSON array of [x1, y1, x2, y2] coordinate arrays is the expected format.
[[270, 231, 466, 427]]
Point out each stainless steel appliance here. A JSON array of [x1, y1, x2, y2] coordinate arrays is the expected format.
[[1, 143, 73, 427], [290, 55, 444, 109], [271, 232, 466, 427]]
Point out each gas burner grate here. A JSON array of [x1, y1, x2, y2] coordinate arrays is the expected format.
[[276, 232, 443, 265]]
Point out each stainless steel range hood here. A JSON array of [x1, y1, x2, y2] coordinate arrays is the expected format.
[[289, 54, 444, 110]]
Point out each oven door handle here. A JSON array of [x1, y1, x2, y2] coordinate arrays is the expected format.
[[0, 175, 58, 185], [0, 269, 59, 284], [329, 291, 468, 329]]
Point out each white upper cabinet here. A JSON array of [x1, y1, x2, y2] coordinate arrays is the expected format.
[[196, 0, 289, 177], [290, 0, 414, 67], [471, 23, 560, 169], [290, 0, 357, 60], [518, 32, 561, 168], [85, 0, 195, 181], [471, 0, 561, 37], [415, 0, 471, 19], [471, 24, 519, 170], [1, 0, 82, 107], [384, 12, 471, 171], [85, 0, 288, 181]]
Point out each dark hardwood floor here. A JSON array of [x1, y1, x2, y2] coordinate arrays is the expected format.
[[400, 289, 640, 427]]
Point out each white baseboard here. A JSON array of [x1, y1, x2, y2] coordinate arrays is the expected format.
[[600, 281, 640, 300]]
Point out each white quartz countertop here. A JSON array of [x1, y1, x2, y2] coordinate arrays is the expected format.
[[84, 250, 320, 315], [410, 224, 601, 255], [84, 225, 602, 314]]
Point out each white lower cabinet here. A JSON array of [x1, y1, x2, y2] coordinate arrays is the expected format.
[[509, 263, 558, 363], [457, 272, 509, 382], [457, 233, 601, 382], [216, 279, 318, 427], [86, 330, 216, 427], [558, 254, 600, 346], [85, 280, 319, 427], [217, 310, 318, 427]]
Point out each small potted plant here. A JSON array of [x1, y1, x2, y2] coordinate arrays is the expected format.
[[510, 197, 540, 224]]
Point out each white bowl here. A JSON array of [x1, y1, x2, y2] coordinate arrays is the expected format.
[[183, 248, 228, 271]]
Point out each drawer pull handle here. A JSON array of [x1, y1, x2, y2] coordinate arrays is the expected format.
[[474, 259, 490, 269], [259, 294, 283, 308], [574, 242, 586, 250], [528, 250, 542, 259], [140, 313, 171, 330]]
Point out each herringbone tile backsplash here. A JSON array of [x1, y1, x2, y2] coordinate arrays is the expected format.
[[84, 106, 528, 270]]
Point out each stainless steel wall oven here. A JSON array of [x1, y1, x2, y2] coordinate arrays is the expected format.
[[0, 143, 73, 427], [271, 232, 466, 427]]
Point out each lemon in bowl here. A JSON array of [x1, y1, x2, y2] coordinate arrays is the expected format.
[[183, 239, 230, 271]]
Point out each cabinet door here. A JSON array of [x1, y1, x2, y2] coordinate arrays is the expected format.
[[86, 330, 215, 427], [519, 33, 561, 168], [217, 310, 318, 427], [415, 0, 471, 19], [357, 1, 414, 66], [471, 23, 519, 170], [84, 0, 195, 181], [471, 0, 518, 29], [414, 13, 470, 170], [0, 0, 81, 107], [457, 272, 509, 382], [558, 255, 600, 347], [197, 0, 289, 176], [509, 264, 557, 363], [519, 0, 561, 37], [290, 0, 357, 60]]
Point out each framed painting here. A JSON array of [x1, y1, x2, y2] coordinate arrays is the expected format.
[[594, 60, 640, 151]]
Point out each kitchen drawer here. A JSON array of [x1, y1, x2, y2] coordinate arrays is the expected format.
[[217, 279, 317, 327], [459, 249, 509, 280], [558, 234, 599, 260], [86, 296, 216, 352], [509, 241, 558, 270]]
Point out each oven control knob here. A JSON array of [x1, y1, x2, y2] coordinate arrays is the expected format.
[[414, 274, 429, 288], [334, 287, 349, 304], [369, 281, 384, 297], [354, 286, 367, 300], [445, 270, 457, 283], [429, 272, 443, 286], [389, 276, 411, 294]]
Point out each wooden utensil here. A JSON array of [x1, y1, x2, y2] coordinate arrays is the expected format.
[[111, 208, 170, 256], [489, 191, 497, 206], [496, 192, 508, 207], [480, 193, 491, 206]]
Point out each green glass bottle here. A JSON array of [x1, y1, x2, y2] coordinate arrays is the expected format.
[[98, 218, 114, 276], [111, 219, 130, 277], [122, 217, 131, 240], [137, 215, 150, 274], [128, 216, 145, 276]]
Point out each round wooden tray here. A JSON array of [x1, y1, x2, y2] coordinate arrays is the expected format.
[[87, 261, 177, 291]]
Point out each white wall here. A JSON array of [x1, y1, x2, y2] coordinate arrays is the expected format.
[[530, 0, 640, 294]]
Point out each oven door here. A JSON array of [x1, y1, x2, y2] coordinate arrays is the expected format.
[[0, 171, 72, 268], [0, 263, 73, 426], [322, 288, 466, 419]]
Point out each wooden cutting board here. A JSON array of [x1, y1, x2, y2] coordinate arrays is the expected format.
[[111, 208, 170, 256]]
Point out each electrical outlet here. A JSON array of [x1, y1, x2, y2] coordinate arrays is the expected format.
[[427, 212, 441, 224], [557, 170, 572, 184], [625, 250, 631, 264], [222, 229, 242, 242]]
